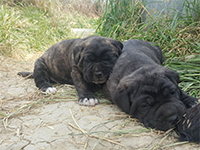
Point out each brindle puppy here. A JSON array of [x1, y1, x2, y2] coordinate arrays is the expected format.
[[18, 36, 123, 106]]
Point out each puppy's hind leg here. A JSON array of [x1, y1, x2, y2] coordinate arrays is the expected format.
[[34, 58, 57, 94]]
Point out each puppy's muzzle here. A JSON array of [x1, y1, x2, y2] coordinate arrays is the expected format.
[[92, 71, 106, 84]]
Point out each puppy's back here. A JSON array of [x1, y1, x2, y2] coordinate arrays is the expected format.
[[122, 39, 163, 65]]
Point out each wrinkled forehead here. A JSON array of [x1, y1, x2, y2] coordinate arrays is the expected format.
[[140, 76, 176, 95], [86, 39, 113, 50], [86, 44, 112, 52], [84, 41, 115, 57]]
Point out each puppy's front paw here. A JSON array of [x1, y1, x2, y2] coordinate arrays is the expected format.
[[78, 98, 99, 106], [41, 87, 57, 95]]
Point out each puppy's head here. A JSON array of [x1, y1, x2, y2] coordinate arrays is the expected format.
[[176, 103, 200, 143], [73, 36, 123, 84], [113, 66, 197, 131]]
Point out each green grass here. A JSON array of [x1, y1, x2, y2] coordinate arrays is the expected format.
[[183, 0, 200, 23], [96, 0, 144, 40], [97, 0, 200, 56]]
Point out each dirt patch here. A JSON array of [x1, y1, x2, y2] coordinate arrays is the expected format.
[[0, 56, 199, 150]]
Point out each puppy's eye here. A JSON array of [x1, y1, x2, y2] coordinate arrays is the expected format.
[[170, 91, 175, 96], [141, 103, 149, 108]]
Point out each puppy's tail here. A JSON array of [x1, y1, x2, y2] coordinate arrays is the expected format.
[[17, 72, 34, 79]]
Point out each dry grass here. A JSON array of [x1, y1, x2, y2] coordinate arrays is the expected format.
[[0, 84, 77, 119], [3, 0, 101, 17], [61, 0, 102, 17]]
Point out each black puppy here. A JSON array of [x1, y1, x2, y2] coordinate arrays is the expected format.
[[18, 36, 123, 106], [106, 39, 198, 131], [176, 103, 200, 143]]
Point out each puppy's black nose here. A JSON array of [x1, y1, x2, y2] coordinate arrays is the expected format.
[[94, 71, 102, 78]]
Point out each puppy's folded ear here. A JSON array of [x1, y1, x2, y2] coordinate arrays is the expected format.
[[112, 74, 138, 114], [179, 89, 198, 108], [112, 69, 144, 114], [73, 46, 84, 65], [113, 83, 130, 114]]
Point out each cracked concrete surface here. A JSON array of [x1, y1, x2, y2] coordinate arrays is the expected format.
[[0, 56, 200, 150]]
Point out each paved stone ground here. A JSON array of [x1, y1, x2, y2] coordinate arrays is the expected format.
[[0, 56, 199, 150]]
